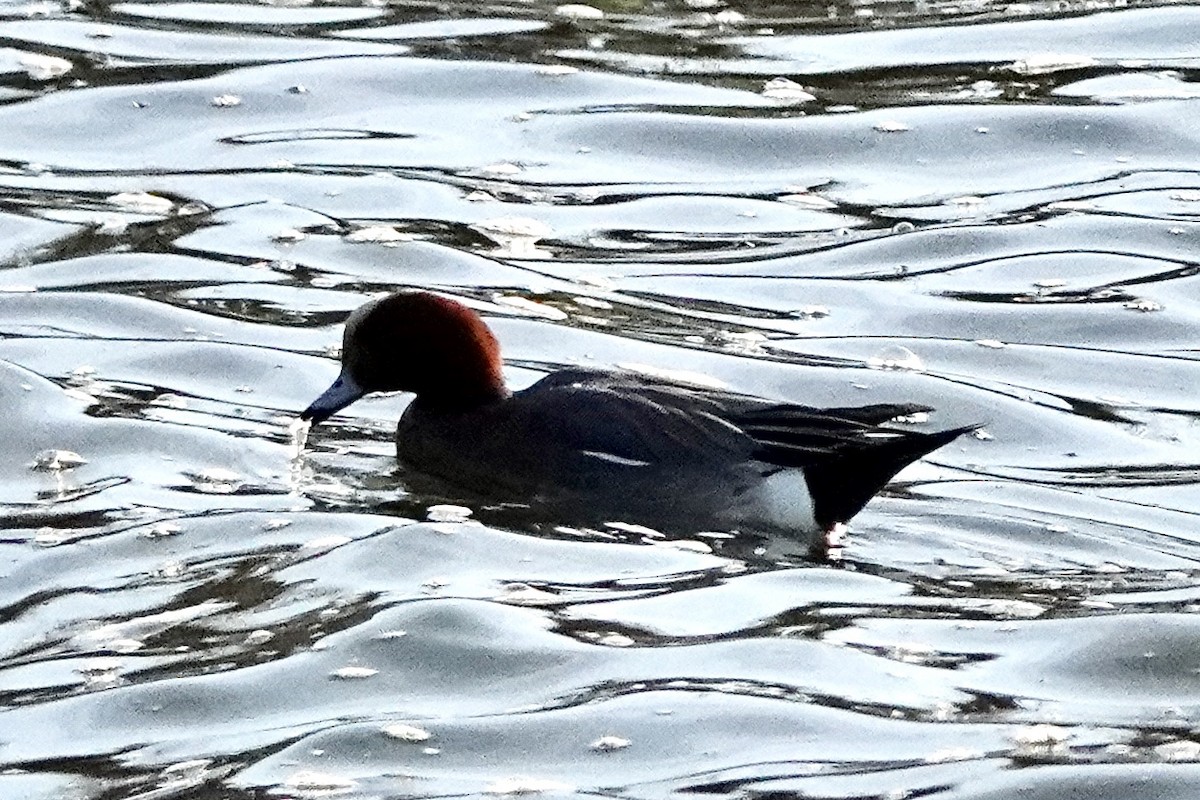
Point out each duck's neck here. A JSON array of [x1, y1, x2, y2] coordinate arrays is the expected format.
[[414, 380, 510, 413]]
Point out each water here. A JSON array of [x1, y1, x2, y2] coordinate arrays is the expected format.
[[2, 0, 1200, 797]]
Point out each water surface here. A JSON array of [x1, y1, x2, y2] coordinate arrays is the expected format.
[[2, 1, 1199, 798]]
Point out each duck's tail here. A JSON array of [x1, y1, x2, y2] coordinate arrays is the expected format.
[[802, 424, 978, 531]]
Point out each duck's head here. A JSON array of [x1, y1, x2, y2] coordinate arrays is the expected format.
[[300, 291, 509, 424]]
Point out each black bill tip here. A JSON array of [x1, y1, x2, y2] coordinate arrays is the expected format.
[[300, 371, 365, 426]]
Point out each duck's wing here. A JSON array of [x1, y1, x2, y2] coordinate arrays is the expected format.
[[525, 368, 955, 470], [731, 402, 936, 465], [511, 369, 757, 471]]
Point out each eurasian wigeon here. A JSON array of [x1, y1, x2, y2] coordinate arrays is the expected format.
[[301, 291, 976, 553]]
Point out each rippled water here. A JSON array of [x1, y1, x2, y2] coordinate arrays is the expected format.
[[3, 0, 1200, 797]]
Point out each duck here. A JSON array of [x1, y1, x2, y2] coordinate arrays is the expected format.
[[300, 291, 976, 554]]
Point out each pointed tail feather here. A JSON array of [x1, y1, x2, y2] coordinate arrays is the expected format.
[[802, 424, 978, 530]]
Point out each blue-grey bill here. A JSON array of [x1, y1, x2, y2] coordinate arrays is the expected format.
[[300, 370, 365, 424]]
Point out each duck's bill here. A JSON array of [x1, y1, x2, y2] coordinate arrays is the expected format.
[[300, 371, 365, 425]]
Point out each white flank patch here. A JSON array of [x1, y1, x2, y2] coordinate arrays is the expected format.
[[582, 450, 652, 467], [739, 469, 818, 540]]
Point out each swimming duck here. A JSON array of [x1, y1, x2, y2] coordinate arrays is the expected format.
[[301, 291, 975, 553]]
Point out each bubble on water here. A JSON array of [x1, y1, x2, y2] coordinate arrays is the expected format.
[[788, 305, 830, 319], [486, 776, 574, 795], [536, 64, 579, 76], [493, 294, 568, 320], [283, 770, 357, 792], [382, 723, 432, 742], [595, 632, 635, 647], [604, 521, 663, 538], [555, 3, 603, 19], [867, 345, 924, 372], [1010, 723, 1072, 748], [34, 527, 70, 547], [891, 221, 916, 234], [86, 212, 130, 235], [374, 629, 408, 640], [330, 666, 378, 680], [1008, 54, 1097, 74], [20, 53, 72, 80], [344, 225, 414, 244], [245, 629, 274, 645], [1124, 299, 1162, 312], [572, 296, 611, 310], [1047, 200, 1095, 212], [107, 191, 175, 214], [961, 81, 1001, 100], [590, 735, 631, 752], [77, 657, 123, 676], [496, 583, 559, 605], [302, 535, 352, 551], [481, 162, 523, 176], [426, 504, 473, 523], [474, 218, 554, 259], [762, 77, 815, 104], [69, 365, 96, 380], [270, 228, 306, 243], [30, 449, 87, 471], [711, 9, 745, 24], [1152, 739, 1200, 762], [974, 339, 1006, 349], [873, 120, 911, 133], [210, 94, 242, 107], [184, 467, 244, 494], [718, 329, 767, 354], [142, 521, 183, 538]]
